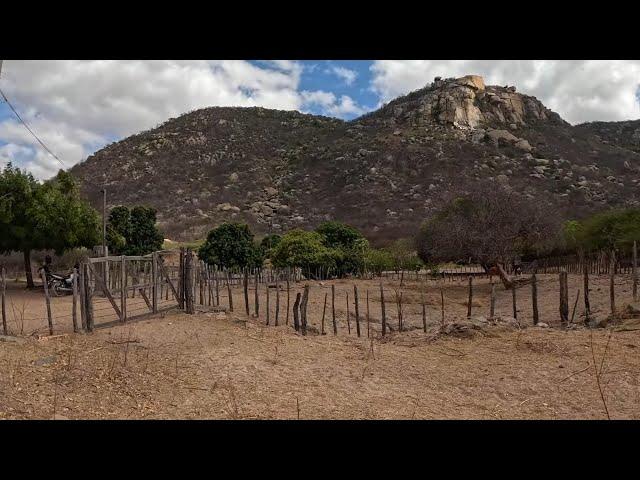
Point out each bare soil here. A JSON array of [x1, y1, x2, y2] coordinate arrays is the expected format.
[[1, 274, 639, 419]]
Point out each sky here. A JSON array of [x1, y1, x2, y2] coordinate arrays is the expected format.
[[1, 60, 639, 180]]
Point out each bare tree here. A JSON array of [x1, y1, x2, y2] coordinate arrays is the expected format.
[[416, 180, 560, 286]]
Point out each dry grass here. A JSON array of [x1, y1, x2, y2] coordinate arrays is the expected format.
[[1, 273, 639, 419]]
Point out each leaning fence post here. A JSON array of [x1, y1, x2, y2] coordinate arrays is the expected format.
[[1, 267, 7, 335], [41, 270, 54, 335], [512, 285, 518, 320]]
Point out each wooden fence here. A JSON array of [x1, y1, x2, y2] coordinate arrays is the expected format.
[[1, 245, 638, 338]]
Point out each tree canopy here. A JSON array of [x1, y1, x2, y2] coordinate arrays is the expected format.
[[107, 205, 164, 256], [271, 229, 338, 276], [564, 208, 640, 253], [198, 222, 263, 269], [0, 165, 100, 287], [416, 183, 558, 269]]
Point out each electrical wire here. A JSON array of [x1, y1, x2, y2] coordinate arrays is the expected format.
[[0, 87, 66, 167]]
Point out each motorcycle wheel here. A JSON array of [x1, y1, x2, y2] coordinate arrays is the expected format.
[[51, 281, 63, 297]]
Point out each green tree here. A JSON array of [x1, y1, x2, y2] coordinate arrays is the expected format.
[[363, 248, 393, 275], [199, 222, 263, 269], [106, 205, 163, 256], [271, 229, 339, 277], [315, 221, 369, 276], [571, 208, 640, 253], [259, 234, 282, 258], [0, 165, 100, 287]]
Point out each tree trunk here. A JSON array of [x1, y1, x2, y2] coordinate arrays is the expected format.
[[23, 249, 34, 289]]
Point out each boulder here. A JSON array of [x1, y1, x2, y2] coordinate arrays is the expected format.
[[456, 75, 485, 91], [487, 129, 519, 144], [514, 139, 533, 152]]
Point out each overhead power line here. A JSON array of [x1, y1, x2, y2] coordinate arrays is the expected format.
[[0, 87, 66, 168]]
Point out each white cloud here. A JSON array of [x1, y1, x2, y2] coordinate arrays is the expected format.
[[326, 66, 358, 86], [300, 91, 368, 118], [370, 60, 640, 125]]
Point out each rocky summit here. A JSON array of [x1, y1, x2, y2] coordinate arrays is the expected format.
[[70, 75, 640, 243]]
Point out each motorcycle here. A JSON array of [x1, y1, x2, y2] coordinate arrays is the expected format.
[[39, 268, 76, 296]]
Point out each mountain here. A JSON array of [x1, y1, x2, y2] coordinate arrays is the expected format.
[[69, 75, 640, 244]]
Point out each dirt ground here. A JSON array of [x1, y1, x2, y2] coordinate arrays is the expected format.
[[1, 274, 639, 419]]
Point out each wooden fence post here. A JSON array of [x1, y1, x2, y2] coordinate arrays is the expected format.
[[266, 284, 270, 325], [85, 263, 94, 332], [346, 291, 351, 334], [633, 241, 638, 302], [254, 269, 259, 317], [354, 285, 361, 337], [321, 292, 327, 335], [152, 252, 158, 314], [286, 277, 290, 325], [1, 267, 7, 335], [559, 270, 569, 327], [275, 272, 280, 326], [332, 284, 337, 335], [225, 269, 233, 312], [531, 273, 539, 326], [380, 283, 386, 337], [366, 289, 371, 338], [610, 250, 616, 317], [300, 285, 309, 335], [293, 292, 301, 332], [178, 248, 185, 309], [489, 281, 496, 320], [185, 250, 195, 314], [440, 288, 445, 328], [244, 268, 250, 316], [467, 276, 473, 318], [41, 271, 53, 335], [71, 267, 79, 333], [582, 253, 590, 324], [512, 285, 517, 320], [421, 290, 427, 333], [120, 256, 127, 321]]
